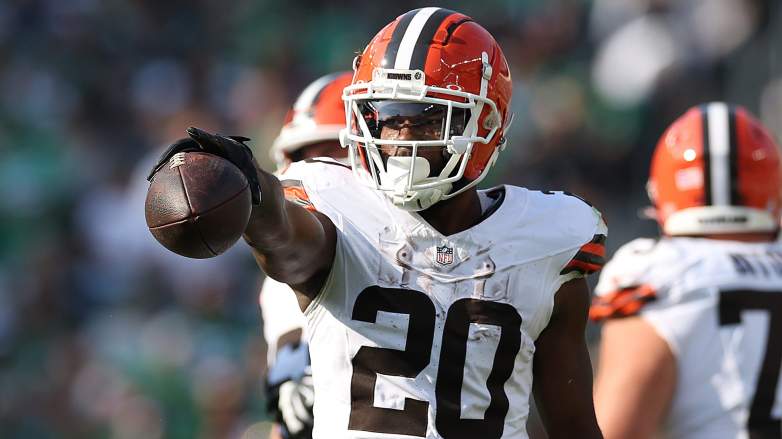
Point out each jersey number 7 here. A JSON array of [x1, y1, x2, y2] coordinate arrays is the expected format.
[[719, 289, 782, 438]]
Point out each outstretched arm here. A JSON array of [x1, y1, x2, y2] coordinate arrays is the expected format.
[[533, 278, 603, 439], [243, 166, 336, 306], [150, 128, 336, 307]]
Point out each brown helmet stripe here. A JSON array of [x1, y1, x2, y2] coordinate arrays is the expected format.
[[728, 105, 739, 205], [700, 104, 713, 205], [407, 8, 457, 70], [381, 10, 417, 69]]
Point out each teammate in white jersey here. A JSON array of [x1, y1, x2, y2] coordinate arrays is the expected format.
[[591, 103, 782, 439], [261, 72, 353, 439], [151, 8, 606, 438]]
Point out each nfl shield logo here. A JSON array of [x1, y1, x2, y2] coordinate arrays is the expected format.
[[435, 246, 454, 265]]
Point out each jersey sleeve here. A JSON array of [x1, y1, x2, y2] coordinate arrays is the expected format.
[[261, 159, 354, 354], [280, 179, 316, 212], [548, 192, 609, 288], [589, 238, 665, 321], [276, 158, 354, 214], [559, 232, 607, 278], [589, 238, 723, 365]]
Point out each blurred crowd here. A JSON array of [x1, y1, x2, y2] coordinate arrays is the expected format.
[[0, 0, 780, 437]]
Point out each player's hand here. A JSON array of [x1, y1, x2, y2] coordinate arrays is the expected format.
[[146, 127, 262, 205], [276, 371, 315, 439]]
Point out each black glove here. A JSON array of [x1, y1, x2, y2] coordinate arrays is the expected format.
[[147, 127, 262, 205]]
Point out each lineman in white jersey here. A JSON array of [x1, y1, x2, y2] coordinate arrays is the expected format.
[[260, 71, 353, 439], [591, 103, 782, 439], [151, 8, 606, 438]]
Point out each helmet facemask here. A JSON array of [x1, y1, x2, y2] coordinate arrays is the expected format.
[[340, 64, 504, 211]]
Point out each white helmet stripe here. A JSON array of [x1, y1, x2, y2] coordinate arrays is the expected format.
[[706, 102, 731, 206], [394, 7, 440, 69]]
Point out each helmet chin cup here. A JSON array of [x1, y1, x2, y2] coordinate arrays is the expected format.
[[381, 156, 431, 189]]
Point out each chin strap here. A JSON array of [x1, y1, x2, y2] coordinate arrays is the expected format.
[[393, 186, 450, 211]]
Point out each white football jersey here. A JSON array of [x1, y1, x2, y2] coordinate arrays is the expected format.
[[594, 237, 782, 439], [279, 159, 607, 439]]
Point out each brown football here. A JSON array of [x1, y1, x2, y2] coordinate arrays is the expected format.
[[145, 151, 252, 259]]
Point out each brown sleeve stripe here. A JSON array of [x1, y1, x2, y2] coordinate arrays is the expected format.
[[580, 242, 605, 258], [560, 259, 603, 275], [590, 234, 607, 245], [281, 179, 316, 212], [589, 284, 657, 321], [560, 234, 607, 275], [572, 250, 605, 266]]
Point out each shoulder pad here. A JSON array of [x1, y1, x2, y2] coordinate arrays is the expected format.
[[524, 189, 607, 258], [279, 158, 353, 188], [277, 159, 355, 210], [482, 188, 607, 273]]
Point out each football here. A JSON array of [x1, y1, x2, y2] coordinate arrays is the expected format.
[[145, 151, 252, 259]]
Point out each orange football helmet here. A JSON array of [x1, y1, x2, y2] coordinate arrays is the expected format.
[[341, 7, 513, 211], [647, 102, 782, 235], [271, 72, 353, 168]]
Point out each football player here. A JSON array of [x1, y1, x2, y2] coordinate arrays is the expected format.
[[261, 71, 352, 439], [151, 8, 606, 438], [591, 103, 782, 439], [268, 72, 352, 170]]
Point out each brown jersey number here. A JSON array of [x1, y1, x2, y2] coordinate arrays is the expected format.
[[348, 286, 522, 438], [719, 289, 782, 439]]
